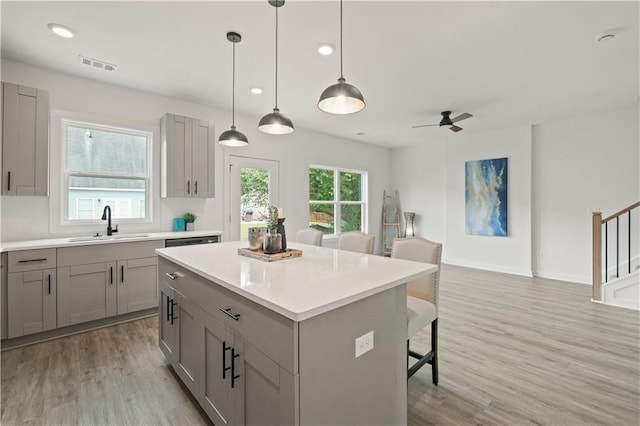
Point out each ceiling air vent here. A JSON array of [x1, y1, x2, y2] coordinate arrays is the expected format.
[[78, 55, 117, 72]]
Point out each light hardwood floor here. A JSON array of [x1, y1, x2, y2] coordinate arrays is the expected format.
[[2, 265, 639, 425]]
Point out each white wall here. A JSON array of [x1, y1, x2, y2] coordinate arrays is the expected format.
[[391, 107, 639, 284], [0, 59, 391, 251], [390, 138, 447, 244], [532, 107, 640, 283], [445, 126, 533, 276]]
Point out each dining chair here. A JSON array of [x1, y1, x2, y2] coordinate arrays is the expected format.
[[391, 237, 442, 384], [296, 228, 323, 246], [338, 231, 375, 254]]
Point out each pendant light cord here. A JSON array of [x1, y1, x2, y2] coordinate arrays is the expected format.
[[232, 41, 236, 127], [275, 5, 279, 109], [340, 0, 344, 79]]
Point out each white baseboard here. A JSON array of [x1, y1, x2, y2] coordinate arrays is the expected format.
[[533, 270, 590, 285], [444, 258, 533, 277]]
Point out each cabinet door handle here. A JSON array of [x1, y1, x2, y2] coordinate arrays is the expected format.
[[187, 180, 191, 194], [170, 299, 177, 325], [7, 171, 10, 191], [166, 296, 171, 322], [110, 266, 113, 284], [219, 307, 240, 321], [231, 347, 240, 389], [222, 341, 231, 379], [194, 180, 198, 195], [121, 265, 125, 284], [164, 272, 176, 280], [18, 258, 47, 263], [48, 274, 51, 294]]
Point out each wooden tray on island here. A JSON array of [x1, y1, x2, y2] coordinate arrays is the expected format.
[[237, 247, 302, 262]]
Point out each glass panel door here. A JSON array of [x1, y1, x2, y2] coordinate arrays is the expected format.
[[228, 156, 279, 242]]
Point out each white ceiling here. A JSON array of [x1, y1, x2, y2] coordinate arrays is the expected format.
[[1, 1, 638, 148]]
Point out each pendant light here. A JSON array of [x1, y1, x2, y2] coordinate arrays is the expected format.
[[259, 0, 294, 134], [219, 32, 249, 147], [317, 0, 365, 114]]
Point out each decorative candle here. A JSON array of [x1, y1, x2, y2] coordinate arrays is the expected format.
[[277, 208, 284, 218]]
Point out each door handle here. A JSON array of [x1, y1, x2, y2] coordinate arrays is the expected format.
[[110, 266, 113, 284], [170, 299, 177, 325], [222, 341, 231, 379], [48, 274, 51, 294], [121, 265, 124, 284], [7, 171, 11, 191], [194, 180, 198, 195], [166, 296, 171, 322], [187, 180, 190, 194], [231, 347, 240, 388], [219, 307, 240, 321]]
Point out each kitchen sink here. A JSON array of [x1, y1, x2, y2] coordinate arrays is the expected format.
[[67, 233, 150, 242]]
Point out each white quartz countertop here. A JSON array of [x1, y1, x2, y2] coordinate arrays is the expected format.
[[156, 241, 438, 322], [0, 230, 223, 252]]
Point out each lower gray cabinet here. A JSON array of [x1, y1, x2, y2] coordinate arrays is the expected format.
[[7, 268, 56, 338], [159, 280, 177, 363], [6, 248, 57, 338], [116, 257, 158, 315], [57, 262, 117, 327]]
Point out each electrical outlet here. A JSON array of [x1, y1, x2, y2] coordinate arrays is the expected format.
[[355, 331, 374, 358]]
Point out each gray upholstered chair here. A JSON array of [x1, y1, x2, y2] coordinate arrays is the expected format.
[[391, 237, 442, 384], [338, 231, 375, 254], [296, 228, 323, 246]]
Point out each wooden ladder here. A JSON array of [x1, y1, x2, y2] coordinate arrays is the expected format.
[[382, 191, 401, 256]]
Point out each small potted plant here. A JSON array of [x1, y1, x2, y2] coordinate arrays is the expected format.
[[262, 206, 282, 254], [183, 212, 197, 231]]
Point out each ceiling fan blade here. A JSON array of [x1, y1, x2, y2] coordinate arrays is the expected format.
[[451, 113, 473, 123], [411, 123, 439, 128], [450, 125, 463, 132]]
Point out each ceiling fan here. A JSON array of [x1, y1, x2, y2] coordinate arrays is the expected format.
[[412, 111, 473, 133]]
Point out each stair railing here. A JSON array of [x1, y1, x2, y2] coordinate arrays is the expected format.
[[592, 201, 640, 301]]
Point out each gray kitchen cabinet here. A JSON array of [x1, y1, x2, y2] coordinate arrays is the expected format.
[[6, 249, 58, 338], [159, 257, 296, 425], [2, 82, 49, 196], [158, 263, 201, 397], [57, 261, 117, 327], [58, 240, 163, 327], [116, 257, 158, 315], [161, 113, 215, 198]]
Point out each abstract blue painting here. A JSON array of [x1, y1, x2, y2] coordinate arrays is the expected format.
[[465, 157, 508, 236]]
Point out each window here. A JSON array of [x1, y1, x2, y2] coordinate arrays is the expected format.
[[309, 166, 367, 236], [63, 120, 151, 223]]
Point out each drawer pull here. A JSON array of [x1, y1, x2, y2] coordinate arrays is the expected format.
[[164, 272, 177, 280], [231, 347, 240, 388], [222, 341, 231, 379], [18, 258, 47, 263], [219, 307, 240, 321]]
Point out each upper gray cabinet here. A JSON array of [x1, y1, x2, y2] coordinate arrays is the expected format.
[[161, 113, 215, 198], [1, 82, 50, 196]]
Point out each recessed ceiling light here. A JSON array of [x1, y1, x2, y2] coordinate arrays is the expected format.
[[48, 23, 75, 38], [597, 34, 615, 43], [250, 87, 263, 95], [318, 43, 335, 56]]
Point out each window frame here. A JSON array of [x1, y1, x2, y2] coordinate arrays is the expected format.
[[308, 165, 368, 237], [61, 119, 152, 225]]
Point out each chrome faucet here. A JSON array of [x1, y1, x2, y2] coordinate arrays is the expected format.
[[101, 205, 118, 236]]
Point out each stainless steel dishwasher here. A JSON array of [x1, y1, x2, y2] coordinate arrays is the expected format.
[[165, 235, 220, 247]]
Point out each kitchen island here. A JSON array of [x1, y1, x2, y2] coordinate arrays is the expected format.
[[156, 241, 437, 425]]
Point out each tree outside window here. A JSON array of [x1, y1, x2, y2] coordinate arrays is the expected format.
[[309, 166, 366, 235]]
